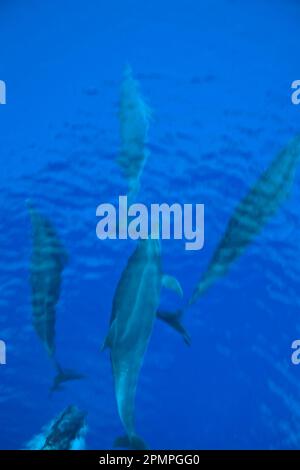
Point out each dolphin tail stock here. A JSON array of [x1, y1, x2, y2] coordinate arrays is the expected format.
[[157, 309, 191, 346], [127, 178, 140, 205], [51, 360, 85, 392], [114, 434, 148, 450], [112, 183, 139, 236], [162, 274, 183, 297]]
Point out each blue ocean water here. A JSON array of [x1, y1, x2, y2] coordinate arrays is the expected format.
[[0, 0, 300, 450]]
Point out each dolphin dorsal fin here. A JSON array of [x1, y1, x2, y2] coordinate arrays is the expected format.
[[162, 275, 183, 297]]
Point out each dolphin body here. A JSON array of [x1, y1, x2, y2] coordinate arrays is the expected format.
[[27, 200, 84, 390], [41, 406, 87, 450], [117, 65, 151, 203], [103, 238, 185, 449], [190, 135, 300, 304], [27, 405, 87, 450]]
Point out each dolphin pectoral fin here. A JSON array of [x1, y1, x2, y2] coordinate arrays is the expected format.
[[157, 310, 191, 346], [114, 434, 148, 450], [162, 275, 183, 297], [100, 334, 112, 352], [100, 320, 117, 352]]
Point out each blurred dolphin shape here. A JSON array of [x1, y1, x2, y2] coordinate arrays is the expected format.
[[27, 405, 87, 450], [27, 200, 84, 390], [102, 238, 185, 450], [157, 309, 191, 346], [117, 65, 151, 203], [190, 135, 300, 304]]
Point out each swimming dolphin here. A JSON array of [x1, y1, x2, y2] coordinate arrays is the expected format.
[[102, 238, 185, 449], [27, 200, 84, 390], [190, 135, 300, 304], [27, 405, 87, 450], [117, 65, 151, 202], [42, 406, 86, 450]]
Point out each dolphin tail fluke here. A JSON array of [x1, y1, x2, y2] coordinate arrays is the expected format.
[[114, 434, 148, 450], [157, 309, 191, 346], [51, 361, 85, 392], [162, 274, 183, 297]]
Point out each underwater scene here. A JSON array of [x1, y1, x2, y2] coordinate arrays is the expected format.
[[1, 0, 300, 451]]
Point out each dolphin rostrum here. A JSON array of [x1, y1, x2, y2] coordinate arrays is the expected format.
[[102, 238, 186, 449], [27, 200, 84, 390], [190, 135, 300, 304]]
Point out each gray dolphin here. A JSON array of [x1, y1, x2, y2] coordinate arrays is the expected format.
[[102, 238, 185, 449], [190, 135, 300, 304], [27, 200, 84, 390], [41, 405, 87, 450], [117, 65, 151, 203], [27, 405, 87, 450]]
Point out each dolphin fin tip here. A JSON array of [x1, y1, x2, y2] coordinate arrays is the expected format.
[[157, 309, 191, 346], [183, 332, 192, 347], [101, 320, 117, 352], [162, 274, 183, 297]]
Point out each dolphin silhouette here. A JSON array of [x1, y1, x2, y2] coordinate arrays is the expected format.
[[27, 405, 87, 450], [190, 135, 300, 304], [117, 65, 151, 203], [42, 405, 86, 450], [27, 200, 84, 390], [102, 238, 184, 449]]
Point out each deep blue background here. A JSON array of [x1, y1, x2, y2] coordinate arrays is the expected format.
[[1, 0, 300, 449]]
